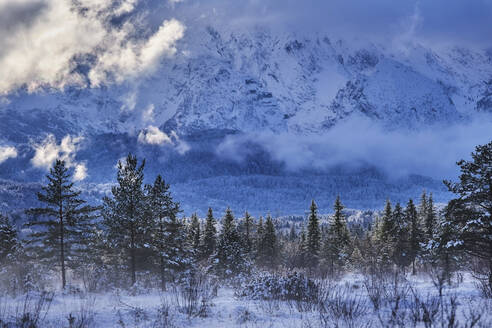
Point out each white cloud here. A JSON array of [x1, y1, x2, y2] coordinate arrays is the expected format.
[[0, 0, 185, 95], [31, 134, 88, 180], [73, 163, 88, 181], [138, 126, 190, 153], [138, 126, 172, 145], [0, 145, 17, 163], [142, 104, 155, 122]]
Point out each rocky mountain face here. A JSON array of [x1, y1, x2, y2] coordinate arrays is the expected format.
[[1, 26, 492, 215]]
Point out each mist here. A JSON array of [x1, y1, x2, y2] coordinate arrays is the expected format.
[[217, 114, 492, 180]]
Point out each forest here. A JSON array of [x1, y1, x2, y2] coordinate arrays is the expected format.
[[0, 141, 491, 327]]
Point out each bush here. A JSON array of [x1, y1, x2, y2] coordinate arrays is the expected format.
[[236, 271, 319, 302]]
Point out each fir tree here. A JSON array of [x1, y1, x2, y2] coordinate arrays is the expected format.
[[188, 213, 201, 258], [257, 215, 277, 268], [25, 160, 98, 289], [212, 208, 245, 277], [324, 196, 351, 273], [373, 199, 395, 269], [405, 199, 421, 275], [201, 208, 217, 261], [393, 202, 411, 270], [102, 154, 147, 286], [0, 214, 20, 263], [443, 141, 492, 291], [306, 200, 321, 268], [145, 174, 180, 290], [240, 211, 254, 256], [425, 193, 437, 242]]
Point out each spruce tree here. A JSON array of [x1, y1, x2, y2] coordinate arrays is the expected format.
[[257, 215, 278, 268], [306, 200, 321, 268], [443, 141, 492, 290], [201, 207, 217, 260], [145, 174, 180, 290], [393, 202, 411, 270], [240, 211, 254, 256], [425, 193, 437, 242], [188, 213, 201, 258], [25, 160, 98, 289], [374, 199, 395, 269], [325, 196, 351, 273], [0, 214, 20, 263], [405, 199, 421, 275], [213, 208, 245, 277], [102, 154, 147, 286]]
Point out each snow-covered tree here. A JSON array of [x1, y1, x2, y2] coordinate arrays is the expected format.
[[306, 200, 321, 268], [201, 207, 217, 261], [257, 214, 278, 268], [323, 196, 351, 273], [443, 140, 492, 290], [25, 160, 98, 289], [212, 208, 246, 277], [405, 199, 421, 275], [102, 154, 148, 286], [145, 174, 181, 290], [0, 214, 20, 263]]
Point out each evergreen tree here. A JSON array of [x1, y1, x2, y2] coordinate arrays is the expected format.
[[425, 193, 437, 242], [393, 202, 411, 270], [257, 215, 277, 268], [240, 211, 254, 256], [0, 214, 20, 263], [324, 196, 351, 273], [306, 200, 321, 268], [188, 213, 201, 258], [25, 160, 98, 289], [373, 199, 395, 269], [212, 208, 245, 277], [443, 141, 492, 291], [201, 208, 217, 261], [102, 154, 147, 286], [255, 216, 264, 258], [145, 175, 181, 290], [418, 191, 428, 224], [405, 199, 421, 275]]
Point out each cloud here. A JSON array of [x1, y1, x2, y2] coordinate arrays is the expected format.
[[217, 114, 492, 179], [138, 126, 190, 153], [138, 126, 172, 145], [0, 145, 17, 163], [0, 0, 185, 95], [73, 163, 88, 181], [31, 134, 88, 180], [168, 0, 492, 48]]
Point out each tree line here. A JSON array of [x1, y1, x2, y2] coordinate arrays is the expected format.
[[0, 141, 491, 294]]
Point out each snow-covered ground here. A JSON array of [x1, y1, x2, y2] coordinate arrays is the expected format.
[[1, 271, 490, 327]]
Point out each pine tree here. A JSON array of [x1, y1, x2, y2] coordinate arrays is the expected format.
[[240, 211, 254, 256], [257, 214, 278, 268], [443, 141, 492, 291], [102, 154, 147, 286], [373, 199, 395, 269], [418, 191, 428, 223], [324, 196, 351, 273], [188, 213, 201, 258], [145, 175, 181, 290], [255, 216, 264, 258], [201, 207, 217, 261], [306, 200, 321, 268], [25, 160, 98, 289], [0, 214, 20, 263], [405, 199, 421, 275], [425, 193, 437, 242], [393, 202, 411, 270], [212, 208, 245, 277]]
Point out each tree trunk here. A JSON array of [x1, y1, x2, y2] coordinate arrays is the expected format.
[[160, 218, 166, 291], [130, 224, 136, 286], [60, 202, 66, 289]]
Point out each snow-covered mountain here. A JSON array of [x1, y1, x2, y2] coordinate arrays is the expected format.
[[1, 26, 492, 215]]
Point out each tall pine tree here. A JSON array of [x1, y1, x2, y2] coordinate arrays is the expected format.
[[25, 160, 98, 289], [102, 154, 147, 286], [201, 208, 217, 261], [306, 200, 321, 268], [405, 199, 421, 275], [0, 214, 20, 263]]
